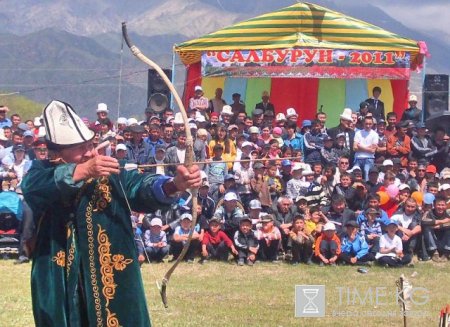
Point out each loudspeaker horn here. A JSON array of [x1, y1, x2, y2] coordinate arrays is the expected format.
[[148, 93, 169, 113]]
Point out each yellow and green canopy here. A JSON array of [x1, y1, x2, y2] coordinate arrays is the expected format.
[[175, 2, 421, 68]]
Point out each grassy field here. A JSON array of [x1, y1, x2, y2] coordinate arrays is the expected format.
[[0, 259, 449, 327]]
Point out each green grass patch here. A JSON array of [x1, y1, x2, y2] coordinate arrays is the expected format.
[[1, 260, 448, 326]]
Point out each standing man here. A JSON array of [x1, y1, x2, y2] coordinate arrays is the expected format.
[[401, 95, 421, 125], [22, 100, 201, 327], [328, 108, 355, 163], [230, 93, 246, 120], [208, 87, 226, 115], [365, 86, 385, 122], [353, 116, 379, 180], [189, 85, 209, 117], [255, 91, 275, 115]]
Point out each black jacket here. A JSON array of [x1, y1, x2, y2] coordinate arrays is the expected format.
[[234, 230, 259, 250], [255, 102, 275, 114], [365, 98, 385, 122]]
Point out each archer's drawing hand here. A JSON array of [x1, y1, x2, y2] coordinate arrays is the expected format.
[[173, 165, 202, 192], [74, 156, 120, 181]]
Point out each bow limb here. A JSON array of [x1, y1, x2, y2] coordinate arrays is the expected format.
[[122, 22, 198, 308]]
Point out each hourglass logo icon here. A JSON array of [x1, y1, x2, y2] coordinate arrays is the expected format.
[[295, 285, 325, 317]]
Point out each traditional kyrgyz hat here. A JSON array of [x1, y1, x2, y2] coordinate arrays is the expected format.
[[43, 100, 95, 147], [96, 103, 108, 113], [340, 108, 353, 121]]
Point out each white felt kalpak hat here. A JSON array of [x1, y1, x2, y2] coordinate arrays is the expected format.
[[43, 100, 94, 146], [96, 102, 108, 113]]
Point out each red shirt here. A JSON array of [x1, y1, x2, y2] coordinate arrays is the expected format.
[[202, 230, 233, 248]]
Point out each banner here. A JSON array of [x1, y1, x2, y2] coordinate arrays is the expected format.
[[202, 48, 411, 79]]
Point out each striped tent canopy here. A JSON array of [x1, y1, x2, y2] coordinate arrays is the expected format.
[[175, 2, 427, 127], [175, 2, 422, 69]]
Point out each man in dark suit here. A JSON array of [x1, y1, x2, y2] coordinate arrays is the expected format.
[[255, 91, 275, 115], [365, 86, 385, 122], [327, 108, 356, 163]]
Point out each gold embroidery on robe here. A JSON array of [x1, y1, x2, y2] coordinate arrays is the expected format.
[[94, 177, 112, 212], [85, 179, 132, 327], [65, 224, 76, 276], [52, 250, 65, 267], [86, 191, 103, 327], [106, 308, 121, 327], [97, 225, 133, 306]]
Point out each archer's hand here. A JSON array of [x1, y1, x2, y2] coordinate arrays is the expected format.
[[173, 165, 202, 192], [74, 155, 120, 181]]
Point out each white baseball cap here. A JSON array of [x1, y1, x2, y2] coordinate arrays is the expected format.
[[249, 199, 262, 209], [224, 192, 238, 201], [248, 126, 260, 134], [194, 85, 203, 91], [180, 213, 193, 221], [383, 159, 394, 166], [398, 184, 411, 191], [323, 222, 336, 231], [150, 218, 163, 227], [116, 143, 127, 151]]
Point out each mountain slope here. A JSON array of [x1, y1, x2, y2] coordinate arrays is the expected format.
[[0, 0, 447, 118]]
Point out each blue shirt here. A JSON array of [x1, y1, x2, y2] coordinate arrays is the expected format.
[[341, 232, 369, 259], [0, 118, 12, 129]]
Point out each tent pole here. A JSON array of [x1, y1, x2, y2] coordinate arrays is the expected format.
[[170, 48, 176, 110], [420, 56, 427, 123]]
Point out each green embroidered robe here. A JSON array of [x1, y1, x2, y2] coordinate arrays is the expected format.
[[22, 160, 174, 327]]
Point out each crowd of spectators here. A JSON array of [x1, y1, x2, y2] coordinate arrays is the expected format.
[[0, 84, 449, 267]]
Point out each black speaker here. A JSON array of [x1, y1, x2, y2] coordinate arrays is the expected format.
[[147, 68, 172, 112], [423, 74, 449, 119]]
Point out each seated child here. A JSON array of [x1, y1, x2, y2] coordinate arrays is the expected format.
[[143, 217, 169, 263], [201, 217, 238, 263], [314, 222, 341, 266], [171, 213, 202, 262], [288, 215, 314, 265], [305, 206, 328, 238], [339, 220, 373, 265], [376, 221, 412, 267], [255, 214, 281, 262], [359, 207, 383, 256], [234, 216, 259, 266]]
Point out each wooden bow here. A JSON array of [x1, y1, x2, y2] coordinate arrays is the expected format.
[[121, 22, 199, 308]]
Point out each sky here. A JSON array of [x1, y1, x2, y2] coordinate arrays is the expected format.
[[357, 0, 450, 42]]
